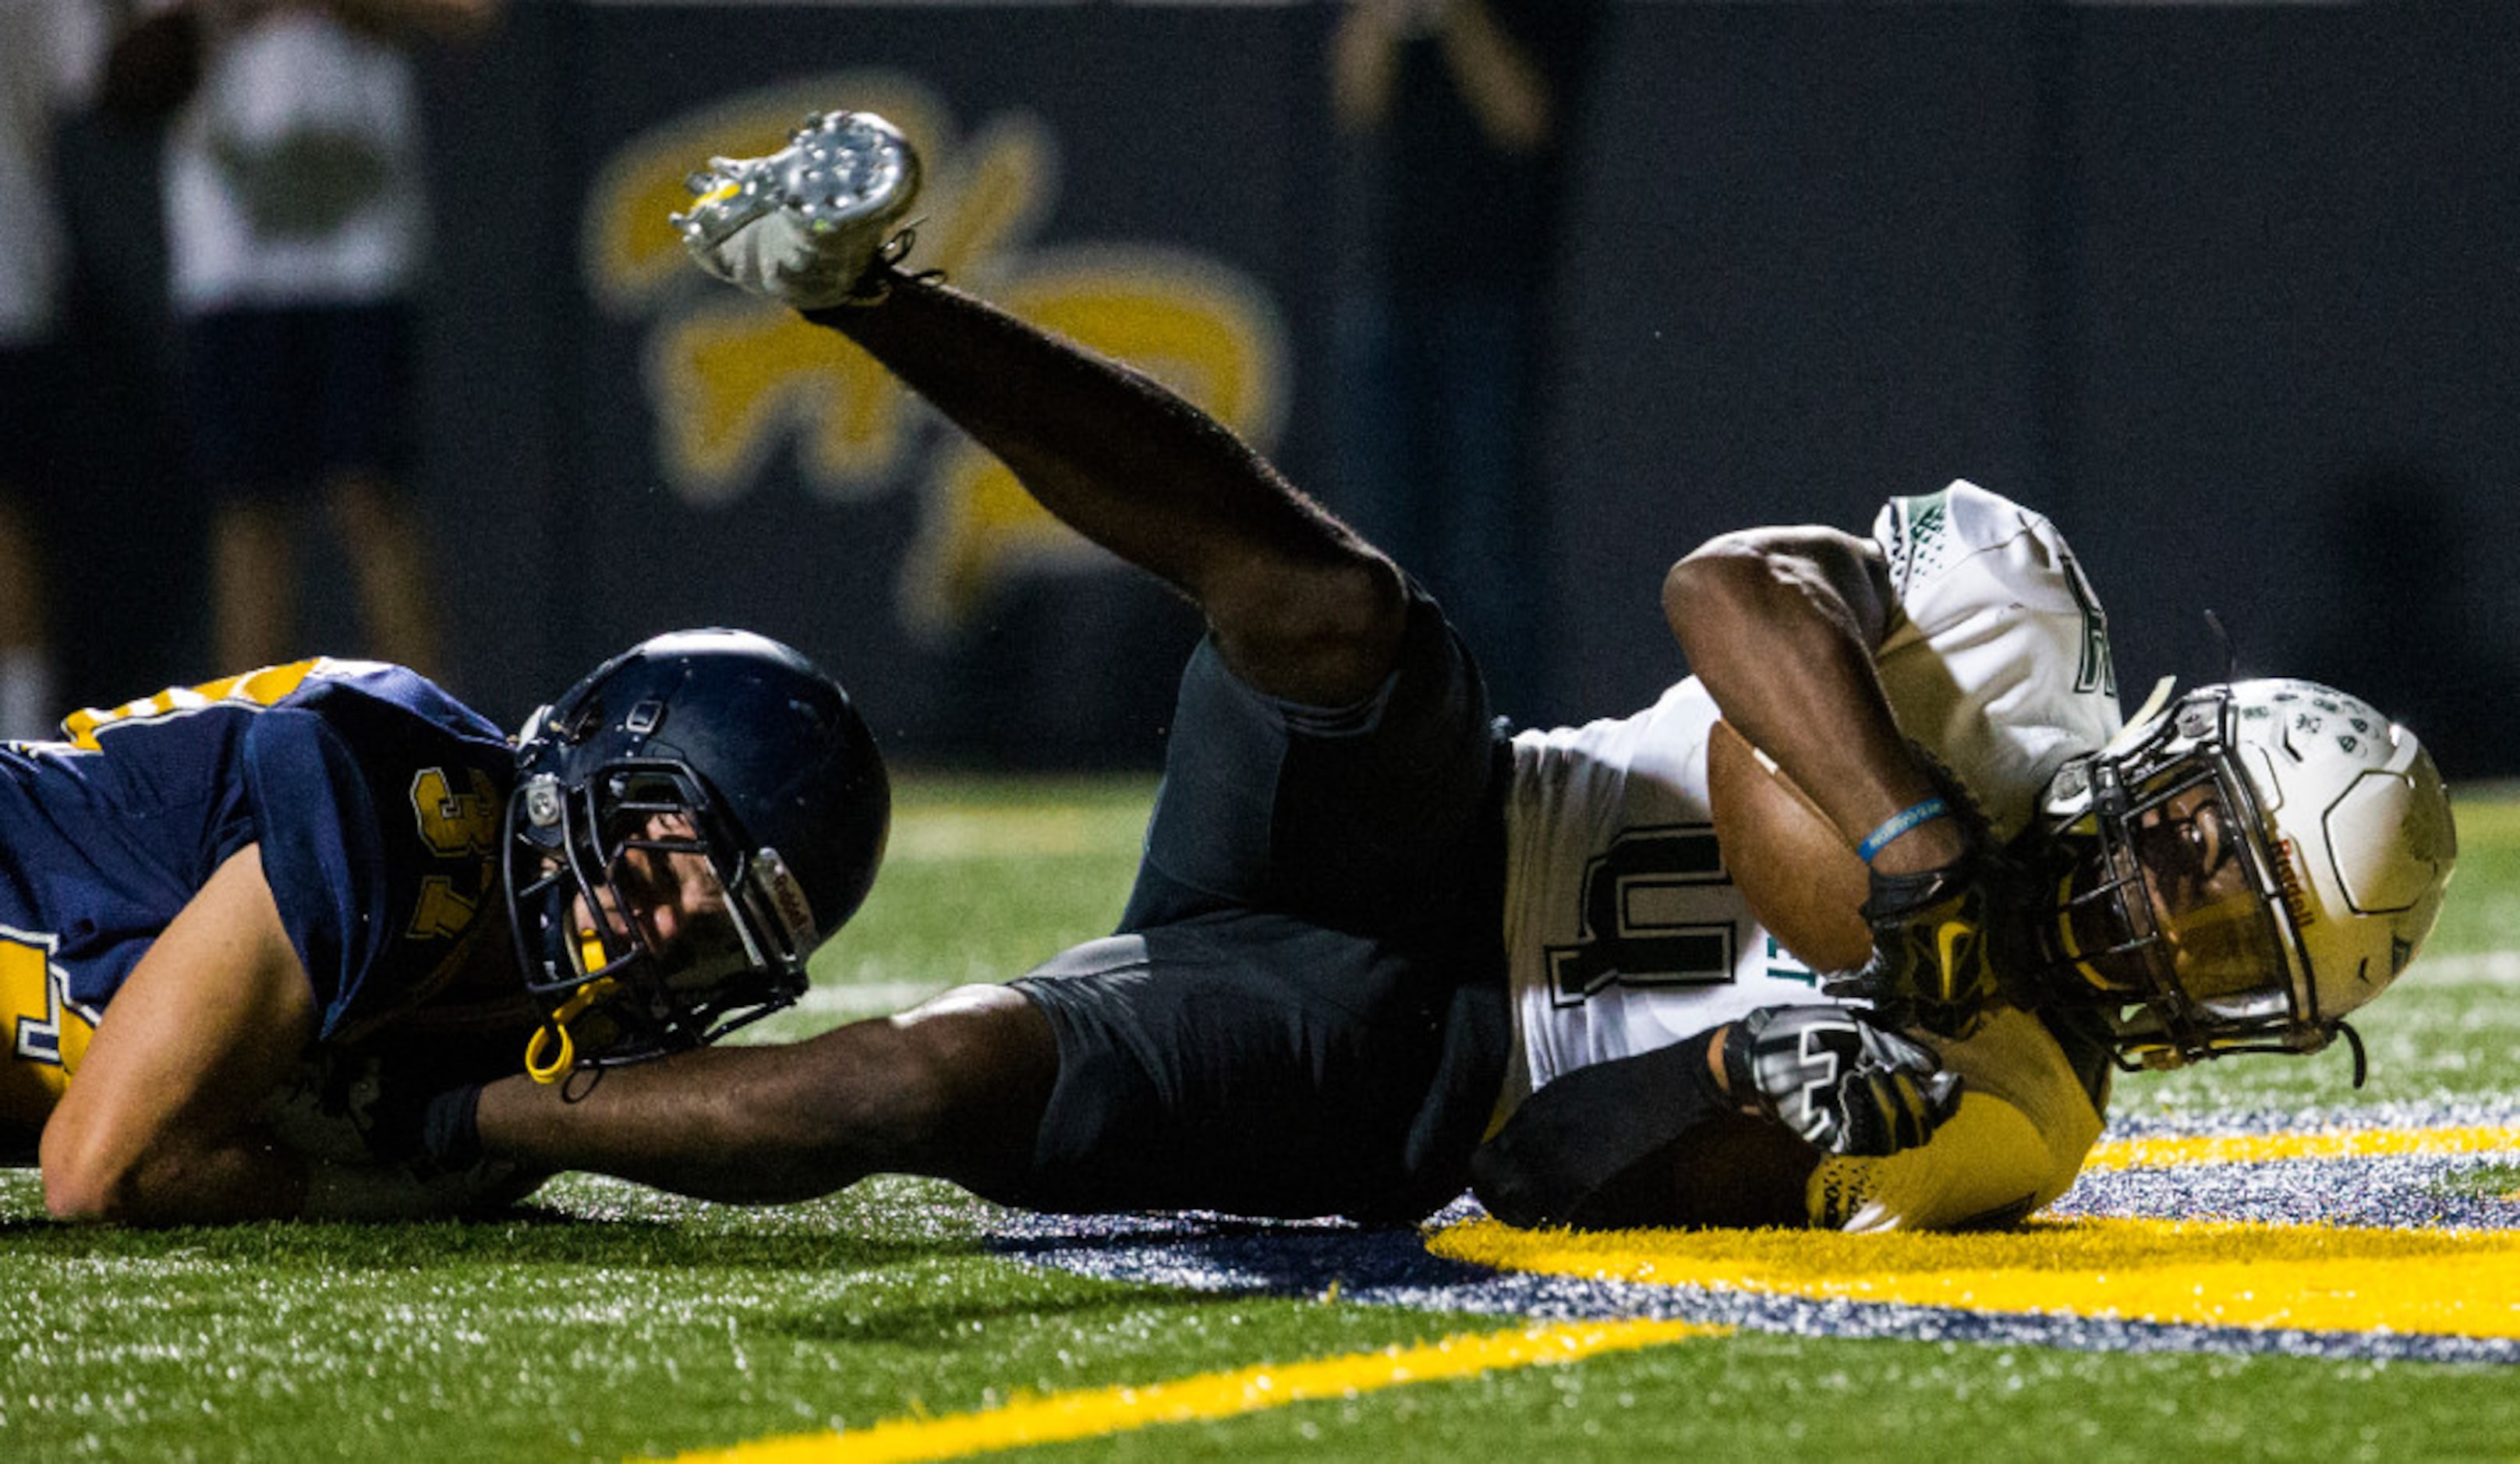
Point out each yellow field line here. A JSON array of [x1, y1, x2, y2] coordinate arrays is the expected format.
[[674, 1122, 2515, 1461], [2084, 1123, 2520, 1172], [667, 1317, 1722, 1463], [1433, 1213, 2520, 1339], [1435, 1122, 2520, 1339]]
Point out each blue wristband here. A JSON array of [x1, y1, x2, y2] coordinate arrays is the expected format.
[[1857, 796, 1951, 864]]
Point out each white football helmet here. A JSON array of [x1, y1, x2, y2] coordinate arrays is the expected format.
[[2023, 679, 2456, 1073]]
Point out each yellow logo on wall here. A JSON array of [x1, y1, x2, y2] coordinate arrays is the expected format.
[[581, 74, 1288, 635]]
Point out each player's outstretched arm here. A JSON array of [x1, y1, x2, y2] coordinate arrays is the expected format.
[[678, 111, 1403, 708], [38, 847, 317, 1224], [458, 983, 1056, 1206]]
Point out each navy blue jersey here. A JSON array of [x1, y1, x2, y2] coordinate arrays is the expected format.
[[0, 660, 515, 1138]]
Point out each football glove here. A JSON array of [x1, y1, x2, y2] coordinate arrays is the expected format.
[[261, 1048, 487, 1178], [264, 1052, 528, 1220], [672, 109, 922, 309], [1722, 1003, 1963, 1157], [1822, 843, 2024, 1038]]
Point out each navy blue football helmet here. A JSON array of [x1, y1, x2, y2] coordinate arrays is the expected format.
[[503, 629, 889, 1077]]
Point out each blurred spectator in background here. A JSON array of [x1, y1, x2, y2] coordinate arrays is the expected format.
[[104, 0, 499, 680], [0, 0, 106, 741], [1328, 0, 1603, 720]]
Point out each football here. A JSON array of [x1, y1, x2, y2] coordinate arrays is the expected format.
[[1706, 719, 1873, 973]]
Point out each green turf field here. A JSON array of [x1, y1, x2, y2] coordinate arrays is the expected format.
[[4, 777, 2515, 1462]]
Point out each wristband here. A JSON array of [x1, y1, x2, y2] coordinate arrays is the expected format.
[[1856, 796, 1950, 864]]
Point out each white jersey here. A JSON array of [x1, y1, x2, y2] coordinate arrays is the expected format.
[[155, 7, 426, 314], [0, 0, 103, 344], [1496, 482, 2123, 1227]]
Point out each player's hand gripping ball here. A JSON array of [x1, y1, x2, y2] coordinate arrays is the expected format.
[[1825, 847, 2017, 1036], [1711, 720, 2021, 1034]]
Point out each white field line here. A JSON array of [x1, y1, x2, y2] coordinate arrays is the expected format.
[[2412, 951, 2520, 984], [796, 980, 959, 1018]]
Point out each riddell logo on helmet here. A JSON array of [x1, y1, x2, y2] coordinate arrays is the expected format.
[[753, 850, 819, 948], [2273, 837, 2318, 928]]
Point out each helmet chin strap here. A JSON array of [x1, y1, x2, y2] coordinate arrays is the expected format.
[[524, 973, 624, 1084], [2339, 1020, 2369, 1089]]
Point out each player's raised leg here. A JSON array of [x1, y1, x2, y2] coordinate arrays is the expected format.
[[677, 111, 1406, 708]]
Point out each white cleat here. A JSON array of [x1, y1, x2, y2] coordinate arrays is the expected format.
[[671, 110, 922, 309]]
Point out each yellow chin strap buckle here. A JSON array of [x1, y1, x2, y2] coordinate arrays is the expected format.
[[525, 973, 623, 1085]]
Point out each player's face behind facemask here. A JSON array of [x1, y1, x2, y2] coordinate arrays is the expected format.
[[2018, 680, 2454, 1077], [561, 813, 756, 997], [500, 628, 894, 1084], [507, 766, 816, 1080]]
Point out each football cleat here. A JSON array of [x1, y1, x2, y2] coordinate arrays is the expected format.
[[671, 109, 922, 309]]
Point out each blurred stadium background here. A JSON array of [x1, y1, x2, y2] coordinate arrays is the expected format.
[[40, 0, 2516, 776]]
